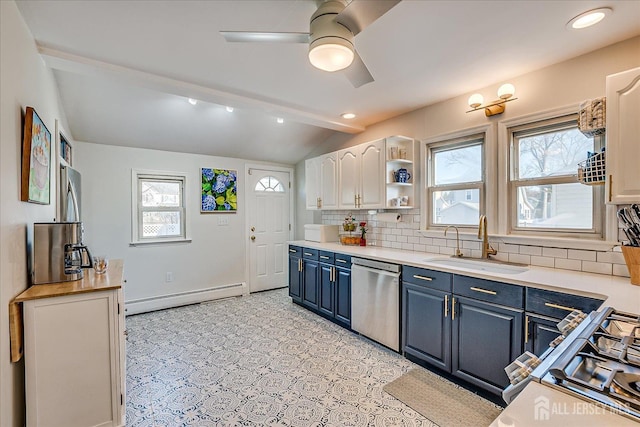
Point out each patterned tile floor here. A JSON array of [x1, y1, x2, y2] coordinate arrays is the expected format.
[[126, 288, 436, 426]]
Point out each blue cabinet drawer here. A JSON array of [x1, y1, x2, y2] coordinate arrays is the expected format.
[[526, 287, 603, 318], [335, 253, 351, 267], [319, 251, 335, 264], [288, 245, 302, 256], [302, 248, 319, 261], [453, 275, 524, 308], [402, 266, 452, 293]]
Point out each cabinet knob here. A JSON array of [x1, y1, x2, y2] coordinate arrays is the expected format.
[[250, 236, 256, 241]]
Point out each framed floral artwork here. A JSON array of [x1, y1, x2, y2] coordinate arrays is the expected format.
[[201, 168, 237, 213], [21, 106, 51, 204]]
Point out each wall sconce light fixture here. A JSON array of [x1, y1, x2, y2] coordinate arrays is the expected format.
[[466, 83, 517, 117]]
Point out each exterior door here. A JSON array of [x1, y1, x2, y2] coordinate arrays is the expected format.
[[247, 168, 291, 293]]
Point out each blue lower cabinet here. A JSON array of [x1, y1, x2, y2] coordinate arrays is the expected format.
[[288, 246, 302, 302], [525, 313, 561, 356], [334, 265, 351, 326], [452, 295, 523, 395], [402, 283, 451, 372], [288, 247, 351, 328]]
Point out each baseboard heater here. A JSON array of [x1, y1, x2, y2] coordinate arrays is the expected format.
[[125, 282, 247, 315]]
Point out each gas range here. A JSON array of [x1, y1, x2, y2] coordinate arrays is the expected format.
[[541, 307, 640, 421]]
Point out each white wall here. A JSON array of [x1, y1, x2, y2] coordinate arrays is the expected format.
[[0, 2, 71, 425], [75, 142, 292, 314], [298, 36, 640, 261]]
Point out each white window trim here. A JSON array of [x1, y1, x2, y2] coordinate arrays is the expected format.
[[497, 104, 619, 245], [130, 168, 191, 246], [420, 124, 494, 232]]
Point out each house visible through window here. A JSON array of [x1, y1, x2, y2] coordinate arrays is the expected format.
[[428, 134, 484, 227], [133, 171, 187, 242], [509, 115, 602, 236]]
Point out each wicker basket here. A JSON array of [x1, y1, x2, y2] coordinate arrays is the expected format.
[[577, 150, 606, 186], [578, 97, 606, 137]]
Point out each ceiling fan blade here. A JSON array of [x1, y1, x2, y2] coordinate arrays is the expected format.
[[220, 31, 310, 43], [335, 0, 401, 36], [344, 50, 374, 88]]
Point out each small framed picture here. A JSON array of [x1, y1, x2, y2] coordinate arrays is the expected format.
[[60, 131, 72, 166], [21, 106, 51, 204]]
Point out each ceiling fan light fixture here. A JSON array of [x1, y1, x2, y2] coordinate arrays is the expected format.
[[309, 39, 354, 72]]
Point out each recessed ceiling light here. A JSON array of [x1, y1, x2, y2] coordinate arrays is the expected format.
[[276, 117, 284, 124], [188, 98, 197, 105], [567, 7, 612, 29], [226, 106, 234, 113], [341, 113, 356, 119]]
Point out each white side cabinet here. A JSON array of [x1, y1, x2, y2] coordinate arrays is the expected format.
[[305, 157, 321, 210], [18, 264, 126, 427], [606, 66, 640, 204], [320, 152, 338, 209]]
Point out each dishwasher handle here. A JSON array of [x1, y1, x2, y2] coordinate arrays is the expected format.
[[351, 263, 401, 279]]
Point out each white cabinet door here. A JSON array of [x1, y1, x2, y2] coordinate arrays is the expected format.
[[338, 147, 360, 209], [359, 139, 385, 209], [606, 67, 640, 204], [320, 153, 338, 209], [305, 157, 321, 210], [24, 289, 124, 427]]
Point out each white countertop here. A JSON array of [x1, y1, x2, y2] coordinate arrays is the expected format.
[[290, 241, 640, 313], [489, 382, 639, 427]]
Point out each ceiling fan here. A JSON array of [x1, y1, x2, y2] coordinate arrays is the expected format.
[[220, 0, 401, 88]]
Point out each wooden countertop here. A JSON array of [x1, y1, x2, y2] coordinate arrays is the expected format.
[[14, 259, 124, 302], [10, 259, 124, 363]]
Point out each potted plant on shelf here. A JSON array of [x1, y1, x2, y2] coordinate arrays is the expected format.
[[343, 214, 356, 232], [359, 222, 367, 246]]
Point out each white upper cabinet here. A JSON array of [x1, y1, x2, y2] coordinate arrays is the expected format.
[[305, 157, 321, 210], [337, 147, 360, 209], [606, 67, 640, 204], [320, 153, 338, 209], [358, 139, 386, 209]]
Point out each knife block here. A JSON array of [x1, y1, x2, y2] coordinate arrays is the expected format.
[[621, 245, 640, 285]]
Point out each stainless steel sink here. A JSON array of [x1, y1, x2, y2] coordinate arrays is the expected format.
[[423, 257, 529, 274]]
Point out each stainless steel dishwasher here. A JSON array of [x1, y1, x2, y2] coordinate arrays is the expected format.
[[351, 257, 401, 351]]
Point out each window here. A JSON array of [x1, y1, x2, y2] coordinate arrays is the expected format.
[[255, 176, 285, 192], [509, 115, 602, 236], [132, 170, 187, 243], [427, 134, 484, 227]]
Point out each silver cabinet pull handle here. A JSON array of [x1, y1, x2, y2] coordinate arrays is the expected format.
[[336, 259, 347, 263], [289, 249, 296, 253], [544, 302, 575, 312], [470, 286, 497, 295], [304, 252, 313, 256], [413, 274, 433, 281], [320, 255, 330, 260]]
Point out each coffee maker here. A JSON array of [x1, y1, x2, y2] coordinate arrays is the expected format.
[[32, 222, 93, 285]]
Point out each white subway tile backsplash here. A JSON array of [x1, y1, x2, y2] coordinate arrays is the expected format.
[[463, 240, 481, 250], [543, 247, 568, 258], [531, 256, 555, 268], [596, 251, 626, 265], [509, 254, 531, 265], [613, 264, 631, 278], [519, 246, 542, 256], [321, 210, 621, 277], [555, 258, 582, 271], [582, 261, 613, 275], [568, 249, 597, 262], [500, 243, 520, 254]]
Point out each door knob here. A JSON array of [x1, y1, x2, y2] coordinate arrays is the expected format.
[[250, 236, 256, 241]]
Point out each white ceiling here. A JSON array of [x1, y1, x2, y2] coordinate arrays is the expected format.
[[16, 0, 640, 164]]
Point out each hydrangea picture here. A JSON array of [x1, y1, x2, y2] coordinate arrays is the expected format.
[[201, 168, 237, 213]]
